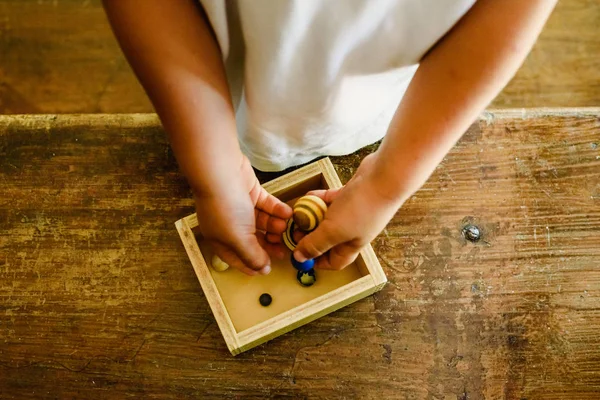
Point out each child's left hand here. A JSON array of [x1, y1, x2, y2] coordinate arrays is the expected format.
[[293, 154, 405, 270]]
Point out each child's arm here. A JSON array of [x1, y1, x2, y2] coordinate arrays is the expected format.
[[103, 1, 292, 275], [294, 0, 557, 269], [103, 0, 239, 195]]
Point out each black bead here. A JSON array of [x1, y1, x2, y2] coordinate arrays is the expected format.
[[463, 225, 481, 242], [259, 293, 272, 306]]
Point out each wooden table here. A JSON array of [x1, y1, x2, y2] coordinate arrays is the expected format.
[[2, 1, 599, 114], [1, 110, 599, 399]]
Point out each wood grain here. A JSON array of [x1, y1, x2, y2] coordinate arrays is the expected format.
[[0, 0, 151, 114], [1, 110, 599, 398], [0, 0, 598, 114], [491, 0, 600, 108]]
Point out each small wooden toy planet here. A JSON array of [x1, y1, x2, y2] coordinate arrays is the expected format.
[[293, 195, 327, 232], [291, 254, 316, 286], [259, 293, 272, 306], [211, 254, 230, 272], [297, 269, 316, 287], [291, 254, 315, 272]]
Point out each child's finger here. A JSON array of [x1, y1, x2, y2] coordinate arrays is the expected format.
[[227, 234, 272, 275], [306, 188, 343, 205], [256, 233, 286, 259], [315, 243, 360, 271], [292, 229, 306, 243], [265, 232, 282, 244], [293, 220, 341, 262], [255, 187, 293, 219], [211, 242, 261, 276], [255, 210, 287, 233]]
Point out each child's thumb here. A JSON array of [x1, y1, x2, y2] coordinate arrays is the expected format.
[[293, 222, 338, 262]]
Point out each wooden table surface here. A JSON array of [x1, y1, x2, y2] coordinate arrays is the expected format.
[[1, 110, 599, 399], [1, 0, 599, 114]]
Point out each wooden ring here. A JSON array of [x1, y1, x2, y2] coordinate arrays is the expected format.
[[282, 218, 298, 251]]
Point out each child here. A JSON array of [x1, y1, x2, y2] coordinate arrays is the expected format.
[[103, 0, 557, 275]]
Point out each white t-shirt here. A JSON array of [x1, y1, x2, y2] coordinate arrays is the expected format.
[[200, 0, 475, 171]]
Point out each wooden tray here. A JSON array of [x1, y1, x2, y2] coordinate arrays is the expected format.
[[175, 158, 387, 355]]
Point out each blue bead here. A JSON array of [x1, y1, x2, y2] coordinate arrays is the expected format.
[[290, 254, 315, 272]]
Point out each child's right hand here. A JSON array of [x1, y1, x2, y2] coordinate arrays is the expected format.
[[194, 156, 293, 276]]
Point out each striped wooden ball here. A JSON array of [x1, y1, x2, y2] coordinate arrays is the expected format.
[[293, 195, 327, 232]]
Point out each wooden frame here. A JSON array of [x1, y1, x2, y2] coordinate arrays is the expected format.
[[175, 158, 387, 355]]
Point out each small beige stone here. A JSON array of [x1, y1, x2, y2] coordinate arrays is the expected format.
[[211, 254, 230, 272]]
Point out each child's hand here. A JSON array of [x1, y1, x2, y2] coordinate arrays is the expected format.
[[293, 154, 403, 270], [195, 157, 292, 276]]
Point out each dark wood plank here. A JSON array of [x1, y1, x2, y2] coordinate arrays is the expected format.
[[0, 0, 151, 114], [1, 110, 599, 399], [0, 0, 598, 114]]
